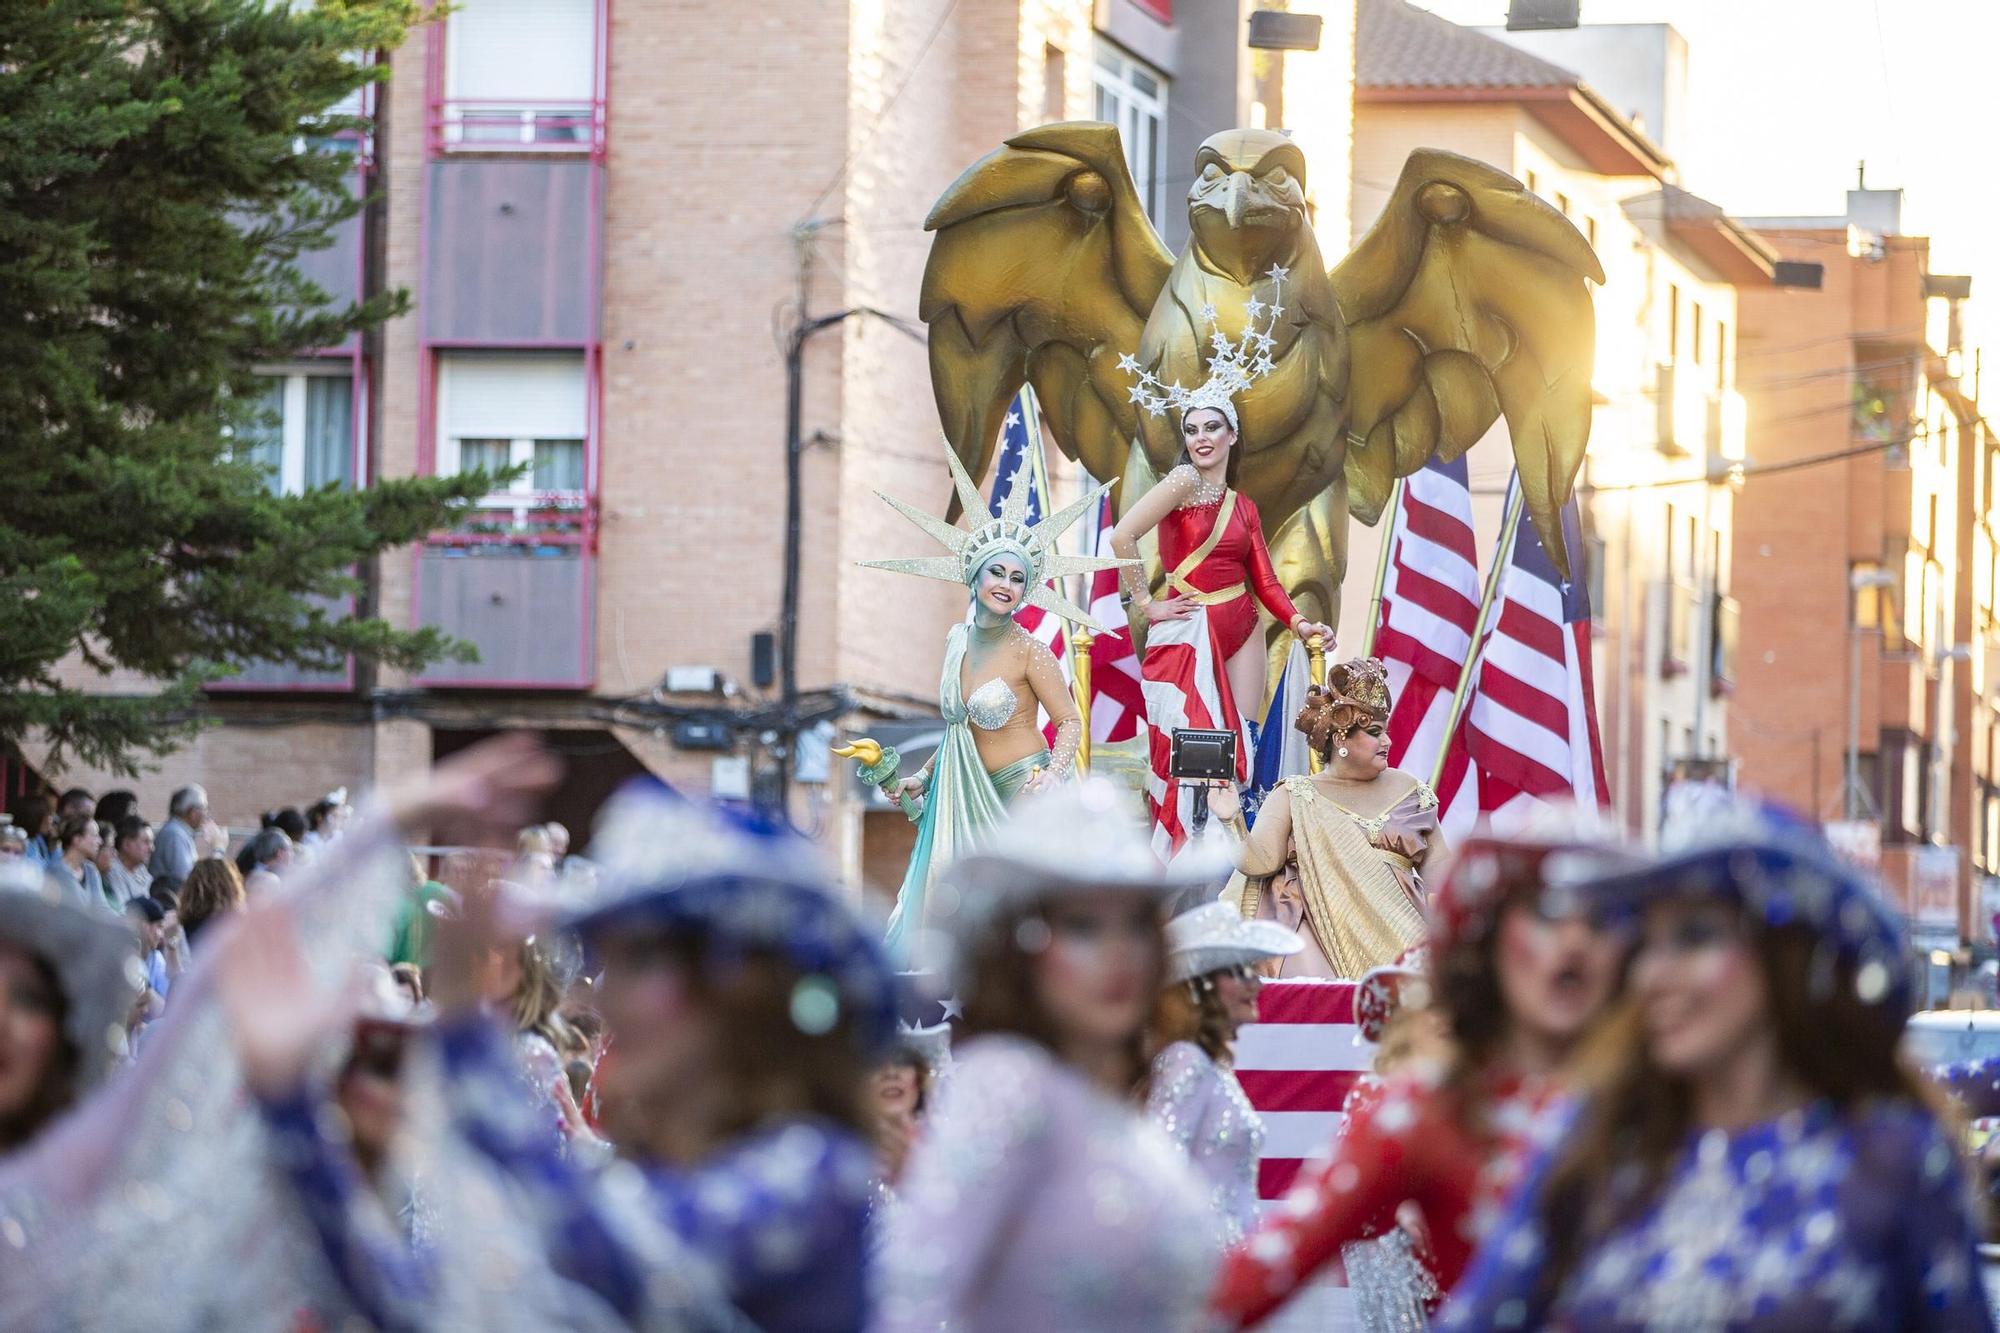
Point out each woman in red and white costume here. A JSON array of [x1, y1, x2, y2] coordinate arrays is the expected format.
[[1111, 401, 1330, 855], [1209, 814, 1636, 1329], [1112, 276, 1333, 858]]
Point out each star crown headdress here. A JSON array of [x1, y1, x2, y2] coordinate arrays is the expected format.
[[1116, 264, 1290, 430], [859, 447, 1137, 631]]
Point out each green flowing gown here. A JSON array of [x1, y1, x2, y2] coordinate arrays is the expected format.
[[883, 622, 1045, 962]]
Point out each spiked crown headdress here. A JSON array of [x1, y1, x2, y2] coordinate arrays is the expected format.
[[1116, 264, 1291, 434], [859, 448, 1136, 631]]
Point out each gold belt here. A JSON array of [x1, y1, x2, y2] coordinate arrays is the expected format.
[[1373, 848, 1415, 871], [1166, 575, 1248, 606]]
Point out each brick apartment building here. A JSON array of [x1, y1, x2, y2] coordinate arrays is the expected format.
[[1732, 187, 1990, 976], [28, 0, 1358, 883]]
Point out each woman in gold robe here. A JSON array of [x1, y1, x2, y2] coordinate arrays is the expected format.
[[1210, 658, 1447, 978]]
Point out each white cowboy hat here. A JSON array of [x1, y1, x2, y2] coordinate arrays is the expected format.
[[1163, 900, 1303, 985], [941, 778, 1233, 922]]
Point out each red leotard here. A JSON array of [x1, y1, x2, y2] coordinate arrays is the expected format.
[[1154, 494, 1301, 660]]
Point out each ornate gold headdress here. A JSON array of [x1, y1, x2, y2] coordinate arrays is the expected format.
[[1294, 656, 1393, 750], [859, 446, 1136, 631]]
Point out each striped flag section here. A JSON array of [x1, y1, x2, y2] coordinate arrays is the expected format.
[[1083, 493, 1145, 744], [1378, 458, 1483, 839], [1142, 606, 1252, 858], [1463, 495, 1610, 829], [1239, 979, 1372, 1331]]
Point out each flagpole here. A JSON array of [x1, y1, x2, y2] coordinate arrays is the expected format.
[[1429, 475, 1525, 791], [1018, 386, 1094, 773], [1358, 476, 1405, 658]]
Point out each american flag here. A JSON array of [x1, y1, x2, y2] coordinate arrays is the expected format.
[[1082, 492, 1145, 744], [1378, 458, 1483, 839], [1240, 979, 1372, 1329], [1463, 492, 1610, 828], [985, 391, 1070, 742], [1376, 464, 1609, 834]]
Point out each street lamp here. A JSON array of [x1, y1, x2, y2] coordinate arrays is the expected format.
[[1846, 567, 1898, 821]]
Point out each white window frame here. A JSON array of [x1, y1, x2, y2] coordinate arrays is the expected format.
[[1093, 42, 1169, 231], [442, 0, 598, 150], [247, 363, 358, 495], [436, 352, 589, 523]]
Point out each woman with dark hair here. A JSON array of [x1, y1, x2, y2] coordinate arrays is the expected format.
[[1107, 280, 1336, 857], [1210, 814, 1636, 1328], [1438, 800, 1994, 1332], [227, 782, 894, 1332], [1211, 657, 1446, 978], [878, 780, 1223, 1333], [94, 790, 139, 831], [1147, 899, 1301, 1246], [0, 865, 142, 1152]]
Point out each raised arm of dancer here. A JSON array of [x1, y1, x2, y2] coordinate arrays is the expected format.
[[1212, 1076, 1467, 1329], [1109, 465, 1199, 611]]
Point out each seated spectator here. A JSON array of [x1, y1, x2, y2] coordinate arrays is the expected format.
[[46, 816, 109, 913], [94, 789, 139, 830], [124, 896, 184, 1024], [0, 825, 25, 860], [56, 788, 94, 824], [91, 821, 117, 889], [240, 828, 293, 894], [149, 786, 209, 885], [105, 817, 154, 906], [179, 858, 245, 945], [302, 796, 345, 850], [13, 796, 55, 865]]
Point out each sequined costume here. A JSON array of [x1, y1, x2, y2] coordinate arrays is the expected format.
[[1212, 1065, 1558, 1329], [1439, 1099, 1995, 1332], [264, 1014, 873, 1332], [878, 1034, 1219, 1333], [856, 441, 1128, 961], [1139, 468, 1305, 854], [881, 619, 1079, 959], [1236, 771, 1442, 979], [1147, 1040, 1267, 1246]]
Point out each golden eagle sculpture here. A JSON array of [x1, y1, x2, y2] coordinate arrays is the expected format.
[[920, 122, 1604, 625]]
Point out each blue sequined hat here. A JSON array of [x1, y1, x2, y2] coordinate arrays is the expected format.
[[566, 780, 900, 1058], [1554, 791, 1914, 1016]]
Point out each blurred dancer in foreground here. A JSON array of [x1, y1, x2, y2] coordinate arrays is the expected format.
[[1213, 812, 1636, 1328], [1441, 800, 1994, 1332], [228, 778, 895, 1332], [1146, 898, 1301, 1246], [876, 780, 1225, 1333]]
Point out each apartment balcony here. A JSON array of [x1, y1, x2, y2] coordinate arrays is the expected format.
[[413, 500, 595, 688]]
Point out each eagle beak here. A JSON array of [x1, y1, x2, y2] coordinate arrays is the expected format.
[[1224, 172, 1251, 228]]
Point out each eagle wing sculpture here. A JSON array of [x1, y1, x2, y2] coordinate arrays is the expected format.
[[921, 123, 1602, 610], [1332, 148, 1605, 566], [920, 121, 1172, 515]]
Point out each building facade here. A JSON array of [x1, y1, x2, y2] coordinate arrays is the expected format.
[[1337, 0, 1779, 836], [1732, 188, 1989, 981]]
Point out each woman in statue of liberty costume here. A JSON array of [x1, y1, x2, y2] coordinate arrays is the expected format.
[[843, 451, 1133, 962]]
